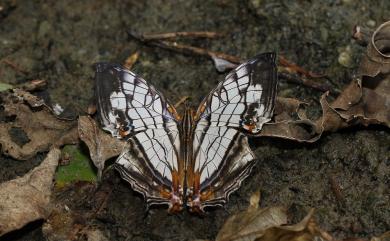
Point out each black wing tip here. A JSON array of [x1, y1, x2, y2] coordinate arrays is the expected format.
[[248, 52, 277, 65], [94, 62, 124, 73]]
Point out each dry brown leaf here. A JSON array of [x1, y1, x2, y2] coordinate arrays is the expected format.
[[370, 232, 390, 241], [359, 21, 390, 76], [42, 208, 76, 241], [0, 148, 60, 237], [0, 90, 77, 160], [260, 97, 318, 142], [323, 21, 390, 128], [215, 206, 287, 241], [78, 116, 127, 179], [259, 20, 390, 142], [216, 193, 329, 241]]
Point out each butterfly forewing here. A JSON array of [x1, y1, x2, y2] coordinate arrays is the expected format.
[[196, 53, 277, 132], [189, 53, 278, 211], [95, 63, 183, 209]]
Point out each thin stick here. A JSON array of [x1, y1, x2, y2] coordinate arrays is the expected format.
[[2, 59, 29, 75], [151, 40, 242, 63], [279, 72, 337, 95], [279, 55, 325, 78], [140, 31, 223, 40], [128, 31, 334, 93]]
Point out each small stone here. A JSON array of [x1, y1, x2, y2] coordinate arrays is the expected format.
[[338, 46, 353, 68], [366, 19, 376, 28]]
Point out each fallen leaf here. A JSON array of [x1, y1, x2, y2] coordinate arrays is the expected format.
[[0, 82, 13, 91], [259, 20, 390, 142], [216, 205, 287, 241], [78, 116, 127, 179], [84, 229, 109, 241], [370, 232, 390, 241], [215, 193, 328, 241], [0, 89, 77, 160], [0, 148, 60, 237], [55, 145, 97, 188]]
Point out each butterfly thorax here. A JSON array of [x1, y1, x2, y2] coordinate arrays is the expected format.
[[179, 107, 195, 168], [178, 106, 208, 213]]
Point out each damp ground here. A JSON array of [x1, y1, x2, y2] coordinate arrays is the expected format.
[[0, 1, 389, 240]]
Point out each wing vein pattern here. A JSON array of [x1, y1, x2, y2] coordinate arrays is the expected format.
[[95, 63, 181, 206]]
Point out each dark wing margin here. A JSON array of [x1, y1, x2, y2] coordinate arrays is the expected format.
[[95, 63, 181, 208], [189, 53, 278, 211], [195, 52, 278, 133], [95, 63, 178, 137]]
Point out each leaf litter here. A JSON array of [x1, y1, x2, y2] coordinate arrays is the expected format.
[[0, 148, 60, 237], [0, 20, 389, 240], [0, 89, 78, 160]]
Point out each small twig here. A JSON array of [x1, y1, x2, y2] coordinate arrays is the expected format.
[[279, 72, 338, 95], [1, 59, 29, 75], [128, 31, 242, 63], [279, 55, 325, 78], [130, 30, 223, 41], [128, 31, 334, 93], [152, 40, 243, 63]]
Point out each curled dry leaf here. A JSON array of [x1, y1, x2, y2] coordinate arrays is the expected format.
[[216, 192, 327, 241], [0, 148, 60, 237], [260, 20, 390, 142], [78, 116, 127, 179], [0, 90, 77, 160]]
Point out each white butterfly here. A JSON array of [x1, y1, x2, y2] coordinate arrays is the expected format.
[[95, 53, 278, 213]]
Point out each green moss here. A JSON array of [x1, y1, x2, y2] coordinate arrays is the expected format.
[[55, 145, 97, 187], [0, 82, 13, 91]]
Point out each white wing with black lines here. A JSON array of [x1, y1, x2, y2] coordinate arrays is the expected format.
[[196, 52, 277, 133], [95, 63, 181, 206], [189, 53, 278, 209]]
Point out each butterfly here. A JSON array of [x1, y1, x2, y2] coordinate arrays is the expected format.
[[95, 52, 278, 213]]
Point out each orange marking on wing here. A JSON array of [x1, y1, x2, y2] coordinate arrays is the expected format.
[[243, 122, 256, 132], [119, 129, 130, 138], [167, 105, 181, 120], [159, 187, 171, 199], [194, 102, 206, 121], [200, 189, 215, 201]]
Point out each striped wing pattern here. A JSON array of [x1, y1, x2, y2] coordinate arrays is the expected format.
[[95, 63, 181, 207], [189, 53, 277, 210], [95, 53, 278, 212]]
